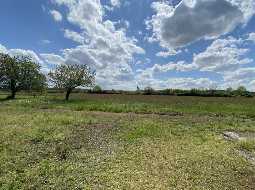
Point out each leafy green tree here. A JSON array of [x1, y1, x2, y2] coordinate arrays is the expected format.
[[226, 87, 233, 96], [0, 53, 46, 99], [236, 86, 247, 96], [226, 87, 233, 92], [237, 86, 246, 92], [49, 64, 95, 100], [143, 86, 154, 95], [93, 85, 102, 93]]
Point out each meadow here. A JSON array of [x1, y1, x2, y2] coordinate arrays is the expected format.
[[0, 92, 255, 189]]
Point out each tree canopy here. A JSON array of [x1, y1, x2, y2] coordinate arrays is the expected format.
[[0, 53, 46, 99], [92, 85, 102, 93], [49, 64, 95, 100]]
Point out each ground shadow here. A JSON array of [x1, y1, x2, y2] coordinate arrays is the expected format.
[[0, 96, 11, 102]]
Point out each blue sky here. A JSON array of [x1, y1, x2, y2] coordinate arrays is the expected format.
[[0, 0, 255, 90]]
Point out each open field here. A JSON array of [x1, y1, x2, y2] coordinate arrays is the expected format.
[[1, 93, 255, 189]]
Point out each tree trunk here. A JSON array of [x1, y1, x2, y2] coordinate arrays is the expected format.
[[8, 79, 17, 99], [10, 89, 16, 99], [65, 89, 72, 101]]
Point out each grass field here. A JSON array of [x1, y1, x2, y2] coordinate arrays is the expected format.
[[1, 93, 255, 189]]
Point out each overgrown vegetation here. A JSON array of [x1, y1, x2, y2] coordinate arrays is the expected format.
[[0, 93, 255, 189], [0, 51, 255, 189]]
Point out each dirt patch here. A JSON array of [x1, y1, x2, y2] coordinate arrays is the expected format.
[[65, 123, 119, 157], [54, 123, 119, 161], [26, 123, 119, 161], [86, 123, 115, 129], [135, 111, 184, 116], [40, 108, 186, 118]]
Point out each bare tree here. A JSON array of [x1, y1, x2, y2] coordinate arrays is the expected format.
[[49, 64, 95, 100]]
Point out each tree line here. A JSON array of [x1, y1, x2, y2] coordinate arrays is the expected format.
[[139, 86, 253, 97], [0, 53, 253, 100], [0, 53, 95, 100], [85, 86, 253, 97]]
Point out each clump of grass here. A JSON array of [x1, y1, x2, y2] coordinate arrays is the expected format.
[[238, 139, 255, 152]]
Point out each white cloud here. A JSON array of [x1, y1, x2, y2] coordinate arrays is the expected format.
[[228, 0, 255, 21], [123, 20, 130, 29], [104, 0, 122, 11], [148, 0, 255, 50], [192, 37, 252, 73], [8, 49, 43, 64], [156, 49, 181, 57], [135, 58, 151, 65], [134, 35, 255, 90], [155, 36, 253, 74], [40, 40, 51, 45], [248, 32, 255, 42], [135, 72, 217, 90], [165, 77, 216, 90], [40, 53, 65, 66], [50, 0, 145, 89], [110, 0, 121, 7], [136, 60, 194, 82], [64, 29, 85, 44], [54, 0, 103, 28], [50, 10, 63, 22], [221, 67, 255, 91], [224, 67, 255, 82], [1, 0, 254, 91], [0, 44, 7, 54]]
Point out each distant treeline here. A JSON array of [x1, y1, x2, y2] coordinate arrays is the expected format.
[[43, 86, 254, 97], [1, 86, 253, 98]]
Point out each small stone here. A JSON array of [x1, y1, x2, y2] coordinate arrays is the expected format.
[[223, 132, 240, 141]]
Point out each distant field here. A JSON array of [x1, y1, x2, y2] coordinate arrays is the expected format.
[[1, 92, 255, 115], [0, 93, 255, 189]]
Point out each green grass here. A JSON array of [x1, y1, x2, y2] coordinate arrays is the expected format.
[[1, 93, 255, 116], [238, 140, 255, 153], [0, 93, 255, 189]]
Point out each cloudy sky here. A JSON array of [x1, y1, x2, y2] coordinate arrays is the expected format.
[[0, 0, 255, 90]]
